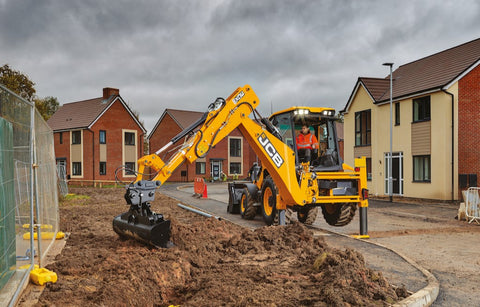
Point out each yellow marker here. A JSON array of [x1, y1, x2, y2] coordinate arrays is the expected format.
[[30, 268, 57, 286], [23, 231, 65, 240]]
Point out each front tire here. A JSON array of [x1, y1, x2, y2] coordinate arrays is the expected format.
[[261, 177, 277, 225], [297, 207, 319, 225], [240, 188, 256, 219], [320, 203, 357, 226]]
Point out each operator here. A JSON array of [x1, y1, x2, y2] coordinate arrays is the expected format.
[[296, 125, 318, 163]]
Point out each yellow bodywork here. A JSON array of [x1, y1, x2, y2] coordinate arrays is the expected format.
[[136, 85, 368, 211]]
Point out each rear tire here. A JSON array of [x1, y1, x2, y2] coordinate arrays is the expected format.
[[261, 177, 277, 225], [297, 207, 319, 225], [320, 203, 357, 226], [240, 188, 256, 219]]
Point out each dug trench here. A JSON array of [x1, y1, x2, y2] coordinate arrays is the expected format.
[[19, 187, 408, 306]]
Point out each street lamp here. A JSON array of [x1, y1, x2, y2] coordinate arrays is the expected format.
[[383, 62, 393, 202]]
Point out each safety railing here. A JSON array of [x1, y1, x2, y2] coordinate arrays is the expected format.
[[465, 187, 480, 224]]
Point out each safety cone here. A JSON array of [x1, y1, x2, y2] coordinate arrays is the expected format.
[[202, 183, 208, 198]]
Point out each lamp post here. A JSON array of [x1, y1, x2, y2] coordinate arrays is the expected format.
[[383, 62, 393, 202]]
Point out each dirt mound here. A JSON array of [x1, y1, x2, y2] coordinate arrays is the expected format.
[[26, 187, 405, 306]]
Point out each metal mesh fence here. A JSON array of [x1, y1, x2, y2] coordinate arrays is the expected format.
[[0, 84, 59, 306]]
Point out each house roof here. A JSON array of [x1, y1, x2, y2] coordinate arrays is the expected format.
[[47, 91, 146, 133], [343, 37, 480, 112], [148, 108, 204, 139]]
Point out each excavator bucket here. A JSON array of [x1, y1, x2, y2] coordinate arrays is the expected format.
[[113, 210, 171, 248], [113, 181, 171, 248]]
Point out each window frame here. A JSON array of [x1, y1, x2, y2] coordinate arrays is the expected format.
[[71, 130, 81, 145], [124, 132, 135, 146], [99, 130, 106, 144], [413, 155, 431, 182], [99, 162, 106, 175], [354, 110, 371, 146], [59, 132, 63, 144], [229, 138, 242, 157], [412, 96, 431, 123], [229, 162, 242, 175], [395, 102, 400, 126], [124, 162, 136, 176], [366, 157, 372, 181], [195, 162, 206, 175], [72, 162, 82, 176]]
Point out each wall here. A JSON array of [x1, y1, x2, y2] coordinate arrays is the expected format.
[[90, 99, 144, 183], [344, 84, 456, 200], [458, 64, 480, 192]]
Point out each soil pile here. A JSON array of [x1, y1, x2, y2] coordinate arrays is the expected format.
[[25, 187, 406, 306]]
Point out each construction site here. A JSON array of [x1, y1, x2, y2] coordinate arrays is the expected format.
[[2, 82, 480, 307]]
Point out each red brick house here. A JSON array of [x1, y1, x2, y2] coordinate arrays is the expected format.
[[342, 38, 480, 200], [148, 109, 257, 182], [47, 88, 146, 184]]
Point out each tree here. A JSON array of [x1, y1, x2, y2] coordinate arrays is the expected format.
[[1, 64, 60, 120], [0, 64, 36, 101], [34, 96, 59, 121]]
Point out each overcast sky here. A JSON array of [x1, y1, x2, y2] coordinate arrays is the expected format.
[[1, 0, 480, 133]]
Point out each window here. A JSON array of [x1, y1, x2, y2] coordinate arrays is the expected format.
[[413, 155, 430, 182], [72, 130, 81, 144], [72, 162, 82, 176], [196, 162, 206, 174], [413, 96, 430, 122], [395, 103, 400, 125], [229, 138, 241, 157], [99, 162, 106, 175], [125, 132, 135, 146], [125, 162, 136, 175], [99, 130, 106, 144], [230, 162, 241, 174], [355, 110, 371, 146], [366, 158, 372, 181], [59, 132, 63, 144]]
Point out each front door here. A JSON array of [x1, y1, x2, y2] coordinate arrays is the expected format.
[[384, 152, 403, 195], [211, 161, 222, 181]]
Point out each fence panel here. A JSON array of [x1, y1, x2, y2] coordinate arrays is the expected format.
[[0, 84, 59, 306], [0, 117, 16, 290], [465, 187, 480, 224]]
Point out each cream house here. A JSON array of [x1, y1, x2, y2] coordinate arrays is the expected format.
[[341, 38, 480, 201]]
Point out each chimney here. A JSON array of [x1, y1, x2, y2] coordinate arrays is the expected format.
[[103, 87, 119, 99]]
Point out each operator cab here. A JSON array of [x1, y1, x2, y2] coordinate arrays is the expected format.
[[269, 107, 343, 171]]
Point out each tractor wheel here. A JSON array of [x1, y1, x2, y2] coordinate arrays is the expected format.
[[261, 177, 277, 225], [297, 207, 319, 225], [240, 188, 256, 219], [320, 203, 357, 226]]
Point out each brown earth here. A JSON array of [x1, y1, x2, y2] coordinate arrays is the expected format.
[[20, 187, 407, 306]]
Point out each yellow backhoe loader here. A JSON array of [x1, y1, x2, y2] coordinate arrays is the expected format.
[[113, 85, 368, 247]]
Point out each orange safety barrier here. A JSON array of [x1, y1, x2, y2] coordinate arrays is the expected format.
[[194, 177, 208, 198]]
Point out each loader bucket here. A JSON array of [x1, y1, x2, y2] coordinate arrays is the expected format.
[[113, 210, 171, 248]]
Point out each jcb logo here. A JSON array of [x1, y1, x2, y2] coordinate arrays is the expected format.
[[258, 133, 284, 168], [233, 91, 245, 104]]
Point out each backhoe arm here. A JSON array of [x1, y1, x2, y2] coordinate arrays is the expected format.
[[135, 85, 261, 184]]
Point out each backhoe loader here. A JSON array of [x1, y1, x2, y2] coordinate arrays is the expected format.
[[113, 85, 368, 247], [227, 106, 367, 227]]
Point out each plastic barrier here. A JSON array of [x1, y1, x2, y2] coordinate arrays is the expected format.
[[465, 187, 480, 224], [193, 177, 208, 198]]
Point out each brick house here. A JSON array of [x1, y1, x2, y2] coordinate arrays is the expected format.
[[148, 109, 257, 182], [341, 38, 480, 201], [47, 88, 146, 184]]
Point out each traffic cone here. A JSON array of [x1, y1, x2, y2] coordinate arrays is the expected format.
[[202, 183, 208, 198]]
